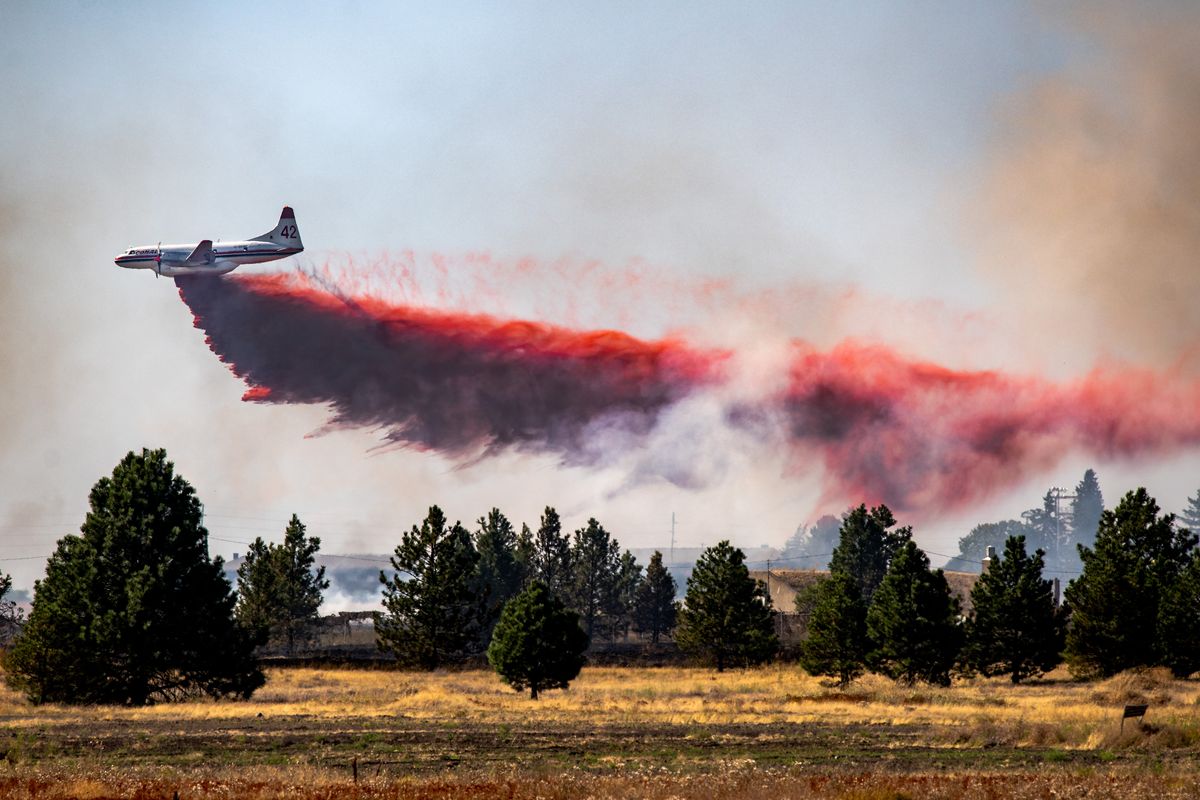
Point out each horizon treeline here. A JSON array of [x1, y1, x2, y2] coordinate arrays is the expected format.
[[3, 449, 1200, 706], [370, 504, 681, 667], [798, 488, 1200, 684], [786, 468, 1200, 579]]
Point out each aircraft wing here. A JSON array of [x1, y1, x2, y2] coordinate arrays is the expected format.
[[183, 239, 215, 266]]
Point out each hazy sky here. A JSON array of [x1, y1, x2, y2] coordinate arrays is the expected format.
[[3, 1, 1198, 603]]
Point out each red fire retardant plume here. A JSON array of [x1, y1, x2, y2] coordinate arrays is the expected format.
[[784, 341, 1200, 513], [175, 274, 726, 461], [176, 273, 1200, 514]]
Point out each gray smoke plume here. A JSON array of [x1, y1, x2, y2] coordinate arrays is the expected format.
[[975, 4, 1200, 367]]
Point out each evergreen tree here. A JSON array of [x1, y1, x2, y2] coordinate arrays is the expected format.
[[531, 507, 573, 599], [961, 535, 1063, 683], [782, 515, 841, 569], [866, 540, 963, 686], [605, 549, 642, 642], [1157, 552, 1200, 678], [633, 551, 678, 643], [515, 523, 536, 585], [675, 541, 777, 671], [377, 506, 481, 669], [3, 449, 263, 705], [829, 504, 912, 606], [782, 526, 807, 560], [1180, 489, 1200, 532], [235, 514, 329, 654], [0, 572, 22, 647], [569, 518, 620, 640], [487, 581, 588, 699], [799, 572, 867, 686], [475, 508, 524, 644], [1064, 488, 1198, 677], [944, 519, 1037, 573], [234, 537, 278, 643], [1070, 469, 1104, 554], [1026, 490, 1068, 573]]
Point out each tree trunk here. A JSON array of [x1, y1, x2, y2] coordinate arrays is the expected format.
[[530, 683, 539, 700]]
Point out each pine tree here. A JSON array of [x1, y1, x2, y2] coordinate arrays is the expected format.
[[633, 551, 678, 643], [1026, 490, 1067, 573], [1070, 469, 1104, 554], [829, 504, 912, 606], [961, 535, 1063, 683], [866, 540, 963, 686], [675, 541, 777, 671], [808, 515, 842, 565], [515, 523, 536, 585], [487, 581, 588, 699], [3, 449, 263, 705], [606, 550, 642, 642], [569, 518, 620, 640], [782, 515, 841, 570], [235, 515, 329, 654], [1064, 488, 1198, 677], [800, 506, 909, 684], [234, 537, 279, 644], [1180, 489, 1200, 532], [377, 506, 481, 669], [1157, 553, 1200, 678], [799, 572, 867, 686], [531, 507, 573, 599], [0, 572, 22, 647], [782, 525, 808, 561], [475, 508, 524, 645]]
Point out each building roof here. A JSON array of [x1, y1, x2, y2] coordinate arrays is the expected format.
[[750, 568, 981, 615]]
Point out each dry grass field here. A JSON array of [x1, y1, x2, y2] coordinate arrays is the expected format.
[[0, 665, 1198, 798]]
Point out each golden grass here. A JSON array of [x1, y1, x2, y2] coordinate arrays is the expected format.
[[1, 666, 1199, 798], [1, 664, 1195, 750], [2, 764, 1200, 800]]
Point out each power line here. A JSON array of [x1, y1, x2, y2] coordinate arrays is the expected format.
[[923, 549, 981, 564], [206, 536, 394, 565]]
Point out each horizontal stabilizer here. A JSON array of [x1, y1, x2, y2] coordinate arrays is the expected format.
[[184, 239, 214, 266]]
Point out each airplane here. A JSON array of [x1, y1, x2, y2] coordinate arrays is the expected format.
[[114, 206, 303, 277]]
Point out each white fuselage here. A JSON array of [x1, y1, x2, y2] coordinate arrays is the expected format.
[[115, 207, 303, 277], [114, 239, 301, 277]]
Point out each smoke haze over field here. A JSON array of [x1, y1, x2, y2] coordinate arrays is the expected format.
[[5, 2, 1200, 603], [978, 4, 1200, 366]]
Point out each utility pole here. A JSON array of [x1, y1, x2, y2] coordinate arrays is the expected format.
[[670, 512, 676, 566], [765, 558, 781, 639], [1049, 487, 1077, 573], [1023, 487, 1077, 573]]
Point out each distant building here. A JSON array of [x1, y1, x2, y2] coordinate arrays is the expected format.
[[749, 568, 981, 645]]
